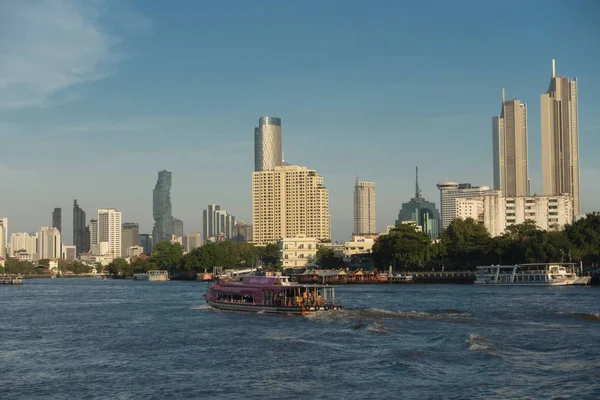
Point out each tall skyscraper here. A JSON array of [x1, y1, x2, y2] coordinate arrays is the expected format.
[[95, 209, 122, 259], [202, 205, 235, 240], [396, 167, 440, 239], [437, 182, 491, 230], [252, 164, 330, 245], [353, 178, 376, 235], [183, 233, 202, 252], [172, 218, 183, 238], [121, 222, 140, 255], [0, 217, 7, 259], [153, 170, 173, 245], [541, 59, 580, 217], [89, 219, 98, 251], [139, 234, 153, 255], [254, 117, 283, 171], [492, 89, 529, 196], [202, 204, 220, 241], [52, 208, 62, 233], [73, 200, 87, 255], [38, 226, 61, 260]]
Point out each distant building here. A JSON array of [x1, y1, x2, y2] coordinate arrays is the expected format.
[[125, 246, 145, 259], [396, 167, 441, 239], [354, 179, 376, 235], [0, 217, 7, 259], [62, 245, 77, 261], [140, 234, 153, 255], [73, 200, 88, 256], [38, 226, 61, 260], [153, 170, 173, 245], [233, 221, 253, 243], [10, 232, 37, 257], [52, 208, 62, 233], [92, 209, 122, 260], [343, 236, 375, 261], [122, 223, 140, 256], [172, 218, 183, 239], [279, 235, 318, 268], [437, 182, 491, 230], [183, 233, 202, 252], [203, 205, 235, 241]]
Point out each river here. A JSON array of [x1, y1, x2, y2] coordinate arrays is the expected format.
[[1, 278, 598, 399]]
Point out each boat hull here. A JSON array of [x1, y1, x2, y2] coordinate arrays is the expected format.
[[207, 301, 342, 315], [474, 277, 591, 286]]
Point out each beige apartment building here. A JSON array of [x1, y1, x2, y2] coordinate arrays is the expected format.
[[492, 89, 529, 196], [353, 179, 376, 235], [278, 235, 318, 268], [252, 164, 330, 245], [541, 59, 580, 217]]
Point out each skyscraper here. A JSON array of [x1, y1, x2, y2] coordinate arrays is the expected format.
[[396, 167, 440, 239], [153, 170, 173, 245], [140, 234, 153, 255], [52, 208, 62, 233], [202, 205, 235, 241], [252, 164, 330, 245], [541, 59, 580, 217], [9, 232, 37, 257], [172, 218, 183, 238], [202, 204, 220, 241], [353, 179, 377, 235], [492, 89, 529, 196], [254, 117, 283, 171], [437, 182, 491, 230], [0, 217, 7, 259], [121, 222, 140, 255], [95, 209, 122, 259], [73, 200, 87, 255]]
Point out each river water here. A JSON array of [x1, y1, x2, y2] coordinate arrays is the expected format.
[[1, 278, 598, 399]]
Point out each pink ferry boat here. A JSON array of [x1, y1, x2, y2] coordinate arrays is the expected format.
[[205, 272, 343, 315]]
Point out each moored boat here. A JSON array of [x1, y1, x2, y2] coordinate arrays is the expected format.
[[133, 270, 170, 281], [205, 272, 343, 315], [475, 263, 591, 286]]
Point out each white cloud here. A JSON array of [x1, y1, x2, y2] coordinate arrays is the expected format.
[[0, 0, 119, 109]]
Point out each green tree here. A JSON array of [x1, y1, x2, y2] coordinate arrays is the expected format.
[[565, 212, 600, 264], [257, 243, 281, 268], [316, 246, 345, 269], [372, 223, 432, 270], [149, 242, 184, 272], [130, 257, 150, 273], [108, 258, 132, 276], [441, 218, 491, 269]]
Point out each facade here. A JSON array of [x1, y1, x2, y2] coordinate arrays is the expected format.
[[183, 233, 202, 253], [437, 182, 491, 230], [482, 191, 573, 237], [94, 209, 122, 259], [252, 164, 330, 245], [353, 179, 377, 235], [541, 59, 580, 217], [61, 245, 77, 261], [125, 246, 144, 259], [121, 223, 140, 256], [203, 205, 235, 241], [233, 221, 253, 243], [254, 116, 283, 172], [38, 226, 61, 260], [202, 204, 219, 241], [343, 236, 375, 260], [279, 235, 318, 268], [172, 218, 183, 239], [0, 217, 7, 259], [152, 170, 173, 245], [52, 207, 62, 233], [140, 234, 153, 255], [455, 198, 484, 223], [73, 200, 88, 255], [492, 89, 529, 196], [9, 232, 37, 257], [89, 219, 98, 251], [396, 167, 440, 239]]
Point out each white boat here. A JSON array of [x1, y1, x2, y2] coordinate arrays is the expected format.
[[133, 270, 170, 281], [475, 263, 591, 286]]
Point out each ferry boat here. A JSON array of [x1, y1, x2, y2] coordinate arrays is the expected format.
[[205, 272, 343, 315], [475, 263, 591, 286], [133, 270, 170, 281]]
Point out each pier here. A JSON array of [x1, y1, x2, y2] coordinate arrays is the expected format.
[[411, 271, 475, 284], [1, 275, 23, 285]]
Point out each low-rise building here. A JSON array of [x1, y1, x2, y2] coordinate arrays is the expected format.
[[279, 235, 318, 268], [343, 236, 375, 260], [61, 245, 77, 261], [125, 246, 145, 259]]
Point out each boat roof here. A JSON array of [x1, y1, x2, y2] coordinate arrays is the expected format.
[[477, 263, 575, 269]]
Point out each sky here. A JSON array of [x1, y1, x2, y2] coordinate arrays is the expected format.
[[1, 0, 599, 244]]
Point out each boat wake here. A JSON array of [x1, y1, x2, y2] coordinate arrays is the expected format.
[[465, 334, 494, 352], [190, 304, 216, 311], [360, 308, 472, 320]]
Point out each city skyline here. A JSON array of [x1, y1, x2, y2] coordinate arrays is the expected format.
[[1, 2, 599, 243]]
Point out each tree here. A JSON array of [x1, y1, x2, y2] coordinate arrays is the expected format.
[[316, 246, 345, 269], [441, 218, 491, 269], [130, 257, 150, 273], [108, 258, 131, 276], [149, 242, 184, 272], [257, 243, 281, 268], [565, 212, 600, 264], [372, 223, 432, 270]]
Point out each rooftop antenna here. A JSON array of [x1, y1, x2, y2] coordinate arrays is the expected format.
[[415, 166, 421, 199], [552, 59, 556, 78], [502, 88, 505, 103]]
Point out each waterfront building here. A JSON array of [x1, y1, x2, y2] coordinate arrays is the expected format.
[[233, 221, 253, 243], [93, 209, 122, 260], [455, 198, 484, 223], [61, 245, 77, 261], [279, 235, 318, 268], [437, 182, 491, 230], [353, 179, 377, 236], [38, 226, 61, 260], [0, 217, 7, 259], [13, 250, 33, 262], [541, 59, 580, 217], [9, 232, 37, 257], [183, 233, 202, 253], [254, 117, 283, 172], [252, 164, 330, 245], [153, 170, 173, 245], [121, 223, 140, 256], [139, 234, 153, 255], [52, 208, 62, 233], [396, 167, 441, 239], [73, 200, 88, 255], [172, 218, 183, 239], [343, 236, 375, 261], [492, 89, 529, 196]]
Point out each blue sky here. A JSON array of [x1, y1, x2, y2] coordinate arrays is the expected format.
[[1, 0, 599, 243]]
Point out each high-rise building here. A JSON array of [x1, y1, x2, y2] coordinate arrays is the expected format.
[[121, 223, 140, 255], [0, 217, 7, 259], [183, 233, 202, 252], [96, 209, 122, 259], [89, 219, 98, 251], [353, 179, 376, 235], [172, 218, 183, 239], [437, 182, 491, 230], [252, 164, 330, 245], [73, 200, 87, 255], [140, 234, 153, 255], [153, 170, 173, 245], [396, 167, 440, 239], [38, 226, 61, 260], [233, 221, 253, 243], [52, 208, 62, 233], [203, 205, 235, 241], [541, 59, 580, 217], [203, 204, 220, 241], [254, 117, 283, 172], [492, 89, 529, 197], [10, 232, 37, 257]]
